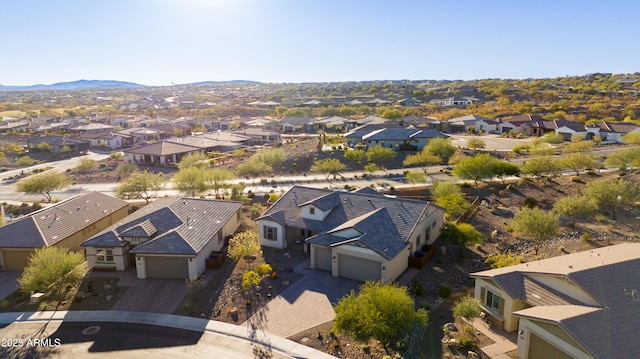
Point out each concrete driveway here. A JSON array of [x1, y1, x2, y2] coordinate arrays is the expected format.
[[88, 269, 216, 314], [242, 259, 361, 338], [0, 270, 21, 301]]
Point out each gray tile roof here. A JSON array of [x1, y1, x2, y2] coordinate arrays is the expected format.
[[82, 198, 242, 256], [124, 140, 202, 156], [260, 186, 438, 260], [363, 128, 421, 141], [475, 243, 640, 359], [119, 219, 157, 237], [0, 192, 128, 248]]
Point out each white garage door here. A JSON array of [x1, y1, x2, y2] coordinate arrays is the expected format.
[[313, 246, 332, 272], [145, 256, 189, 279], [339, 255, 381, 282]]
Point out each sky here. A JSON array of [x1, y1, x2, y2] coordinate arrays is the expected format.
[[1, 0, 639, 86]]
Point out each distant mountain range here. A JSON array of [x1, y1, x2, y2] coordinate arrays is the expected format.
[[0, 79, 262, 91], [0, 79, 147, 91]]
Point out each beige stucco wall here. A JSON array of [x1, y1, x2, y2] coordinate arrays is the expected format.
[[55, 206, 129, 250], [528, 274, 599, 306], [258, 219, 284, 249], [517, 318, 594, 359], [474, 278, 521, 332], [85, 246, 128, 271]]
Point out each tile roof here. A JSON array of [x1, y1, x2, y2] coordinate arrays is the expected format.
[[363, 128, 421, 141], [119, 219, 157, 237], [82, 198, 242, 256], [474, 243, 640, 359], [124, 140, 202, 156], [259, 186, 439, 260], [0, 192, 128, 248], [280, 116, 315, 125]]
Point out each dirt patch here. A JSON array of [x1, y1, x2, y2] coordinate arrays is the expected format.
[[0, 276, 127, 313]]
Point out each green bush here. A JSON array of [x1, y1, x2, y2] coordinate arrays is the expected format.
[[571, 176, 583, 183], [523, 197, 538, 208], [362, 344, 370, 354], [595, 214, 608, 224], [457, 334, 475, 348], [256, 264, 273, 276], [438, 285, 452, 298], [409, 280, 423, 297], [506, 183, 516, 191], [581, 233, 593, 242]]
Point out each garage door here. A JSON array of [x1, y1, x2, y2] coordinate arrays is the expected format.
[[144, 256, 189, 279], [339, 255, 381, 282], [1, 249, 33, 270], [529, 333, 572, 359], [313, 246, 332, 272]]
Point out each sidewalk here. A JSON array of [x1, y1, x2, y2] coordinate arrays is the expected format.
[[472, 317, 518, 359]]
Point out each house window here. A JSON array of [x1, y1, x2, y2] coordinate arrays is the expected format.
[[218, 229, 223, 245], [486, 290, 502, 312], [416, 235, 421, 247], [96, 249, 114, 263], [264, 225, 277, 241], [309, 207, 315, 215]]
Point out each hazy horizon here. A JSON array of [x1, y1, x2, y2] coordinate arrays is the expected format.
[[3, 0, 640, 87]]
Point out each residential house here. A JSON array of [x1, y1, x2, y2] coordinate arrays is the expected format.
[[68, 123, 114, 134], [344, 115, 388, 131], [365, 98, 392, 106], [444, 114, 480, 133], [0, 192, 129, 270], [344, 124, 402, 148], [497, 115, 549, 136], [27, 135, 91, 153], [475, 117, 500, 133], [278, 116, 317, 133], [231, 128, 281, 145], [77, 132, 127, 150], [81, 198, 242, 279], [245, 118, 275, 128], [257, 186, 445, 282], [429, 96, 479, 107], [555, 121, 589, 141], [397, 98, 422, 106], [361, 127, 448, 151], [586, 121, 640, 143], [317, 116, 348, 131], [471, 243, 640, 359], [123, 140, 204, 167]]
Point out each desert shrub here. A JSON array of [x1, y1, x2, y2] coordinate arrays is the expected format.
[[559, 246, 566, 252], [571, 176, 583, 183], [256, 264, 273, 276], [506, 183, 516, 191], [523, 197, 538, 208], [362, 344, 370, 354], [242, 271, 261, 289], [438, 285, 452, 298], [581, 233, 593, 242], [595, 214, 608, 223], [409, 280, 424, 297], [474, 243, 482, 250], [457, 334, 475, 348]]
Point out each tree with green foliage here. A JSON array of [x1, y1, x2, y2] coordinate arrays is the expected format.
[[173, 166, 207, 197], [406, 172, 426, 186], [453, 153, 498, 186], [403, 151, 441, 178], [333, 281, 428, 353], [253, 148, 286, 168], [16, 155, 38, 167], [562, 139, 594, 154], [553, 195, 597, 229], [584, 178, 637, 220], [117, 162, 138, 178], [36, 142, 52, 152], [452, 296, 483, 330], [440, 222, 483, 257], [205, 168, 236, 195], [115, 170, 166, 203], [485, 252, 524, 268], [529, 143, 556, 156], [16, 172, 71, 202], [344, 148, 365, 167], [77, 157, 97, 179], [227, 231, 260, 270], [311, 158, 347, 182], [467, 138, 486, 151], [18, 247, 86, 295], [424, 137, 457, 163], [511, 207, 559, 255], [177, 152, 208, 169], [622, 131, 640, 144], [366, 145, 396, 170], [493, 161, 520, 182], [561, 152, 596, 176], [380, 108, 403, 119], [521, 156, 564, 182], [431, 182, 471, 219], [605, 148, 640, 171]]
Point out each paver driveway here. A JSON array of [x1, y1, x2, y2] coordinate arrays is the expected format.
[[89, 269, 216, 313], [242, 259, 361, 338]]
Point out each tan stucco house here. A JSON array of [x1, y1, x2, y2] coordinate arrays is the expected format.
[[471, 243, 640, 359], [257, 186, 445, 283], [81, 198, 242, 279], [0, 192, 129, 270]]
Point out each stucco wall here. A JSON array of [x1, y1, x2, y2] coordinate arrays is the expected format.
[[56, 206, 129, 250], [85, 246, 128, 271], [259, 220, 284, 249]]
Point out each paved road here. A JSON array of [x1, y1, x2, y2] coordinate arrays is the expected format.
[[0, 311, 337, 359]]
